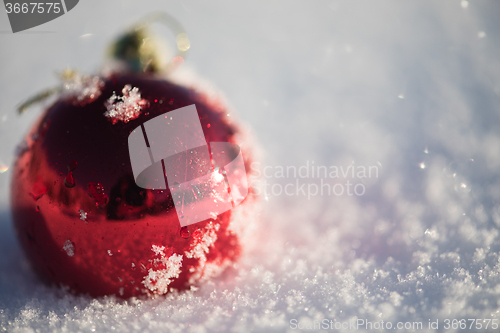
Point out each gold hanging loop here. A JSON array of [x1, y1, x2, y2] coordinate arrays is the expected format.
[[109, 12, 190, 74]]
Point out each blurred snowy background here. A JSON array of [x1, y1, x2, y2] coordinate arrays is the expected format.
[[1, 0, 500, 332]]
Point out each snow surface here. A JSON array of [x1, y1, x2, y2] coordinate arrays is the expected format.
[[1, 0, 500, 332]]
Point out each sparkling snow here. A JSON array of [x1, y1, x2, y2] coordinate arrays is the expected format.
[[1, 1, 500, 332], [62, 71, 105, 105], [104, 85, 149, 123], [143, 245, 183, 295]]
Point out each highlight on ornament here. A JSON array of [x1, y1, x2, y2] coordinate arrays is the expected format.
[[10, 12, 257, 298], [128, 104, 248, 227]]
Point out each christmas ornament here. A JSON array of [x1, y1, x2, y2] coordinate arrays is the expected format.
[[10, 13, 255, 298]]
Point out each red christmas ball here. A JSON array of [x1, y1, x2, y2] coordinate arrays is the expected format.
[[10, 72, 253, 298]]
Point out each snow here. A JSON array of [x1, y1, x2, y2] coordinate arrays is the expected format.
[[62, 71, 105, 105], [143, 245, 183, 295], [1, 0, 500, 332], [78, 209, 87, 222], [63, 240, 75, 257], [184, 222, 222, 284], [104, 85, 149, 123], [184, 222, 220, 261]]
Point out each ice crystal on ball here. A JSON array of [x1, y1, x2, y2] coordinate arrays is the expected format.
[[78, 209, 87, 222], [62, 71, 104, 105], [143, 245, 183, 295], [104, 85, 149, 123], [63, 240, 75, 257]]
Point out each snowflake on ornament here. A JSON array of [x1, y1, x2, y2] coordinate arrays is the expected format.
[[104, 84, 149, 123]]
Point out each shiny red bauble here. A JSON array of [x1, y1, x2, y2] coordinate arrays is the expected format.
[[10, 73, 252, 298]]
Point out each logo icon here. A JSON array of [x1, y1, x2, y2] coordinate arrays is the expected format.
[[4, 0, 79, 33], [128, 104, 248, 227]]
